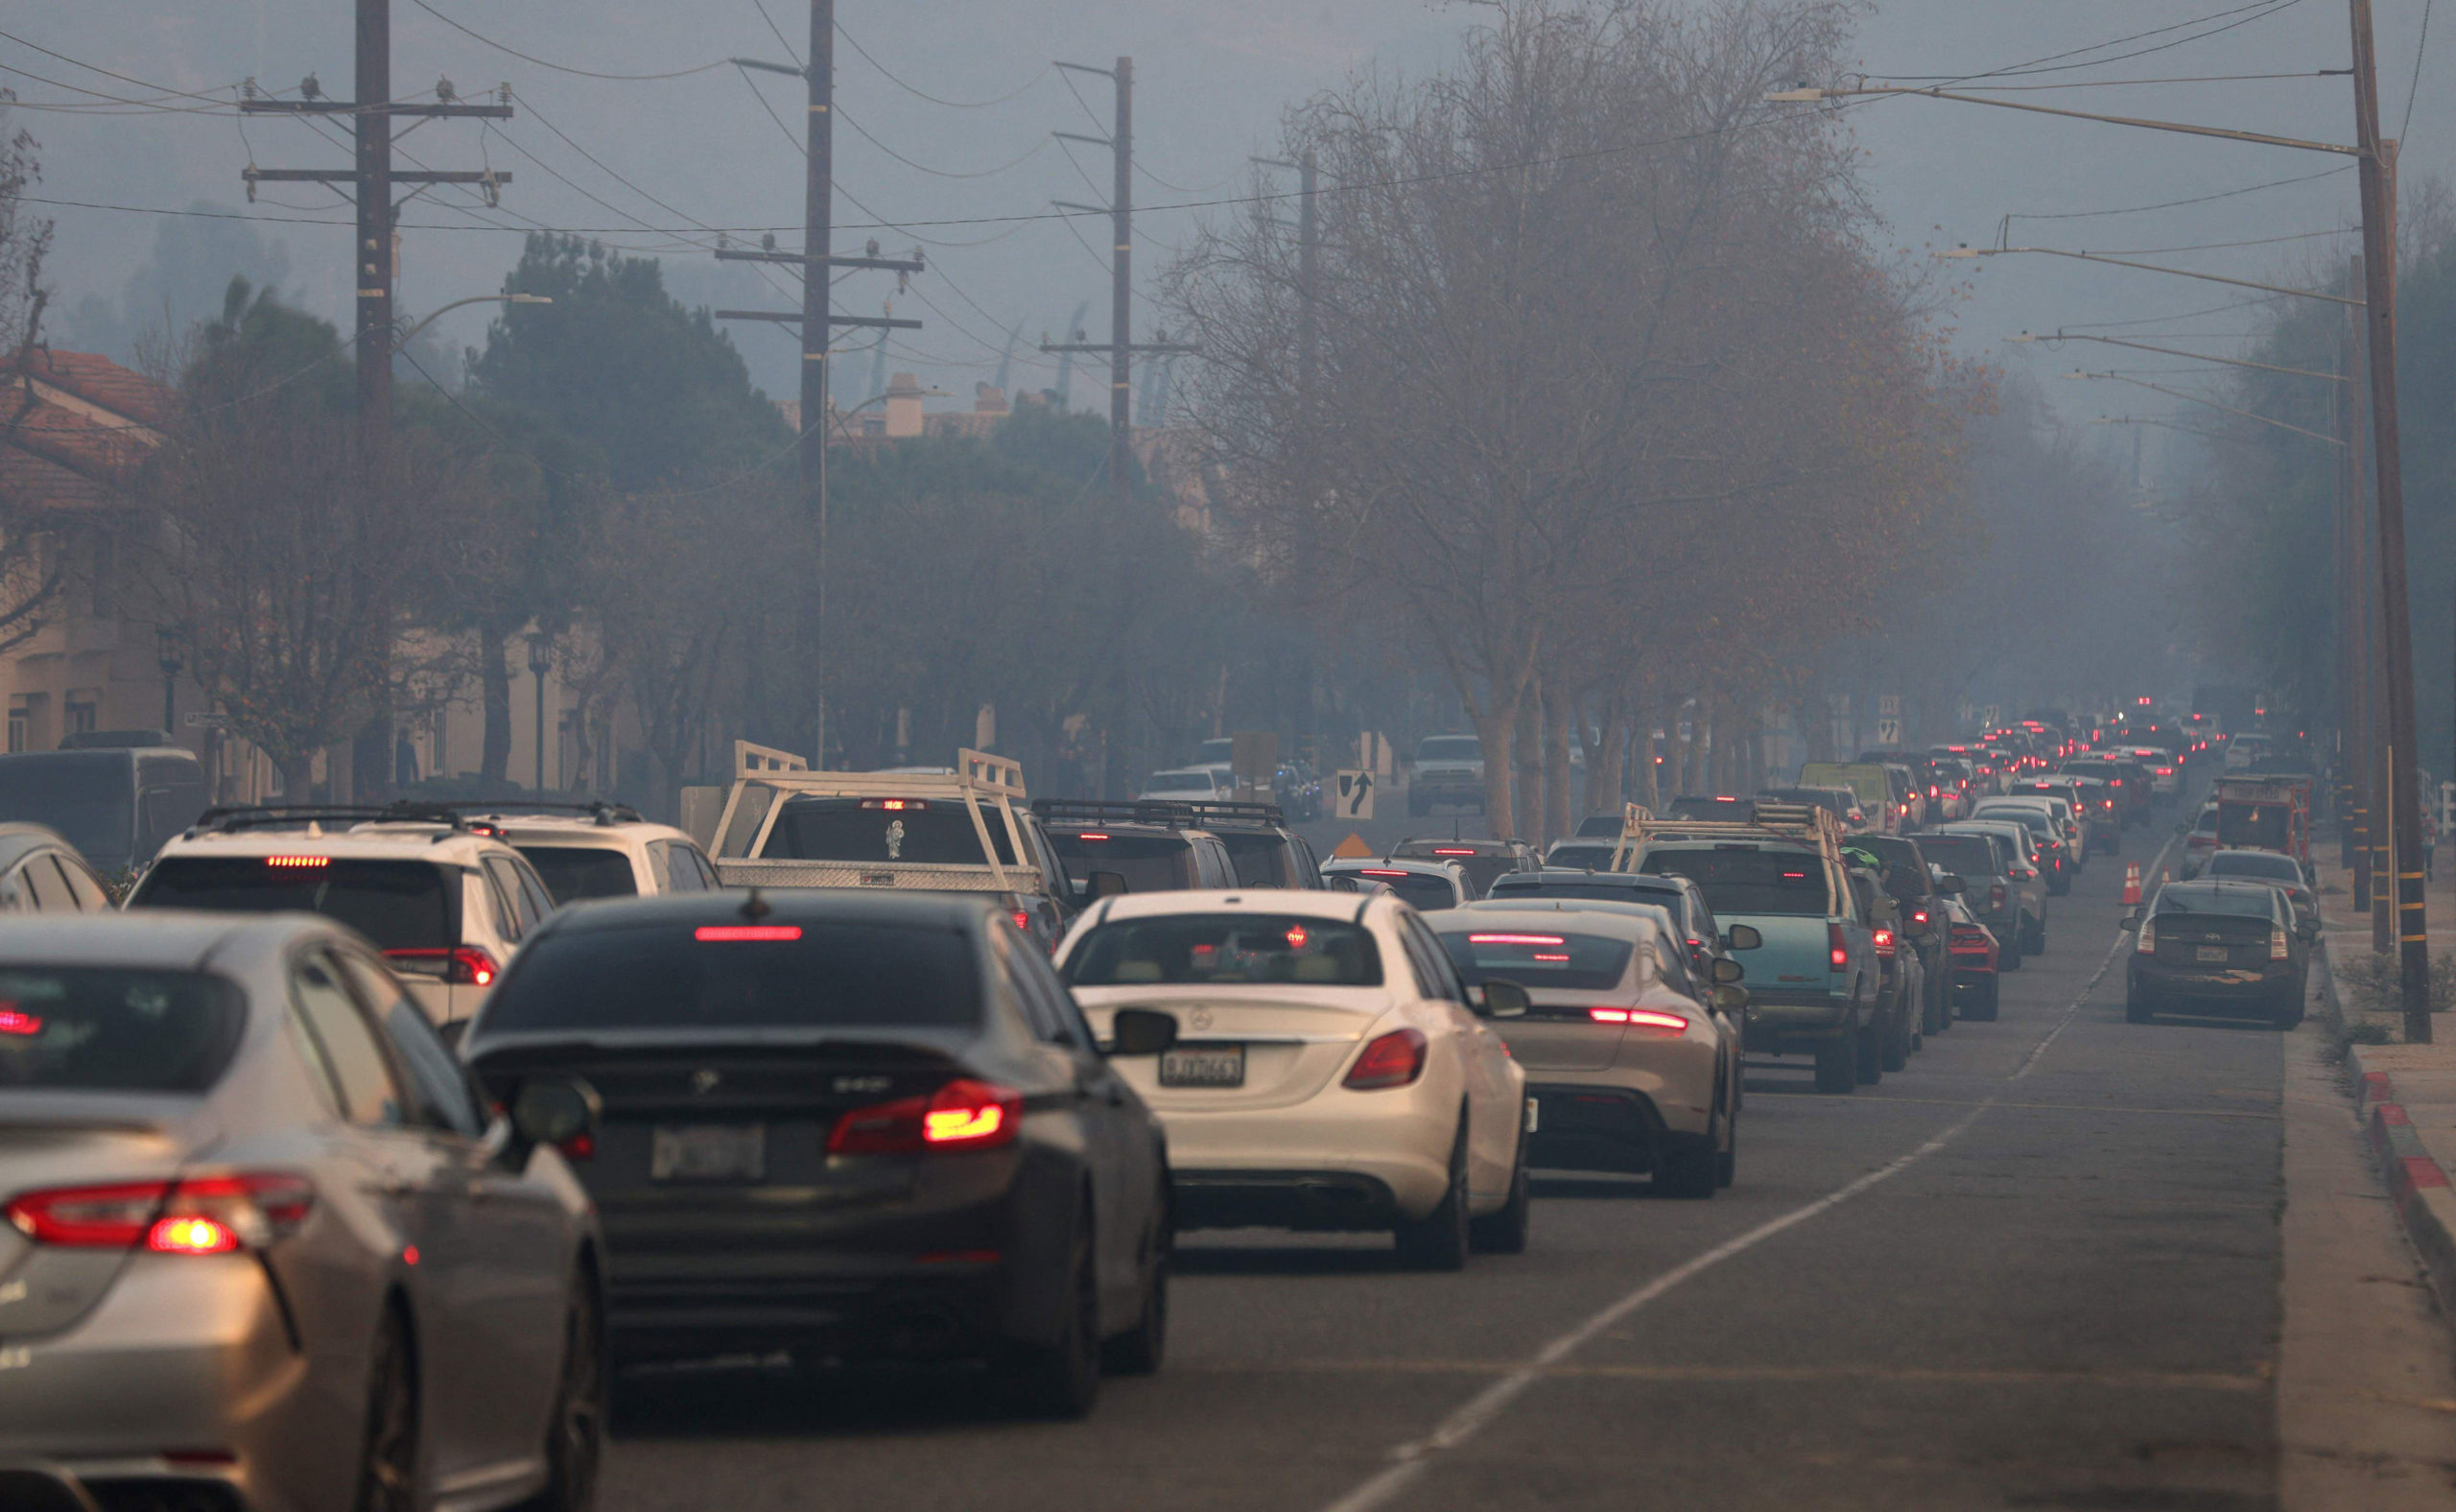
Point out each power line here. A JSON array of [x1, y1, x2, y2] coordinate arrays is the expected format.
[[833, 103, 1049, 179], [835, 21, 1045, 108], [2086, 225, 2352, 255], [2003, 164, 2352, 224], [1955, 70, 2345, 91], [1883, 0, 2311, 84], [404, 0, 732, 81], [2404, 0, 2437, 141], [0, 26, 242, 105], [2061, 295, 2287, 329], [748, 0, 801, 69]]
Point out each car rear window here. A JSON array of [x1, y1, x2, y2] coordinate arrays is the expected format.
[[2207, 852, 2302, 883], [1435, 929, 1633, 992], [481, 922, 980, 1032], [762, 798, 1018, 865], [1049, 833, 1198, 892], [2154, 888, 2279, 920], [1337, 869, 1458, 913], [0, 968, 245, 1093], [1641, 848, 1830, 916], [1489, 877, 1682, 910], [1214, 832, 1296, 888], [1064, 914, 1382, 987], [132, 856, 454, 952], [1544, 842, 1619, 870], [518, 846, 639, 903]]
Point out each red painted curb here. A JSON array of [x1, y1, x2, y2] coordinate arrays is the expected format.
[[2383, 1103, 2415, 1126]]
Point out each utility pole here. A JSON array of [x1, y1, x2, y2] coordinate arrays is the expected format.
[[1044, 57, 1195, 508], [2340, 272, 2368, 886], [719, 13, 923, 768], [2350, 0, 2429, 1039], [240, 0, 512, 474]]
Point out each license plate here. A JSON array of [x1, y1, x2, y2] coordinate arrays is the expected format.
[[651, 1123, 766, 1182], [1159, 1046, 1245, 1088], [2196, 946, 2229, 962]]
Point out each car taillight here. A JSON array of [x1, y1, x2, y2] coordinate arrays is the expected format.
[[5, 1173, 315, 1252], [1344, 1028, 1429, 1091], [1012, 910, 1032, 933], [1910, 909, 1929, 927], [2270, 927, 2290, 960], [827, 1078, 1025, 1154], [384, 946, 498, 986], [1872, 928, 1896, 958], [1990, 883, 2007, 910], [1828, 922, 1849, 971], [2137, 917, 2157, 955], [1591, 1006, 1689, 1036]]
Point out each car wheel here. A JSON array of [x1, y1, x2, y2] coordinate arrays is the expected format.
[[1100, 1210, 1168, 1376], [2025, 920, 2046, 955], [1715, 1092, 1738, 1189], [1812, 1034, 1857, 1095], [353, 1309, 418, 1512], [515, 1273, 606, 1512], [2125, 992, 2155, 1025], [1973, 977, 2000, 1021], [1998, 941, 2023, 972], [1922, 977, 1948, 1036], [2275, 985, 2307, 1030], [1655, 1128, 1716, 1199], [1395, 1119, 1471, 1271], [1000, 1219, 1100, 1419], [1881, 1004, 1910, 1073], [1469, 1132, 1531, 1254], [1855, 1019, 1884, 1085]]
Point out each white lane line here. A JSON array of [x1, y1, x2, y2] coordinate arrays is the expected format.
[[1314, 819, 2193, 1512]]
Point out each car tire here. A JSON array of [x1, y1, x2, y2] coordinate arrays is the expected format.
[[353, 1309, 419, 1512], [1881, 1005, 1910, 1073], [1395, 1119, 1471, 1271], [1922, 976, 1948, 1036], [1963, 977, 1999, 1022], [2125, 992, 2155, 1025], [1101, 1211, 1169, 1377], [1655, 1130, 1716, 1199], [2275, 985, 2307, 1031], [1812, 1034, 1857, 1095], [2022, 918, 2046, 955], [514, 1273, 606, 1512], [1715, 1090, 1738, 1189], [1469, 1133, 1532, 1254], [1854, 1019, 1884, 1085], [999, 1219, 1101, 1419], [1998, 941, 2023, 972]]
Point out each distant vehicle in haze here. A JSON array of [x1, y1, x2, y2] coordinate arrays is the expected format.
[[1408, 734, 1487, 816], [0, 731, 208, 876]]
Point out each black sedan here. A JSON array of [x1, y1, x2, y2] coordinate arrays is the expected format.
[[460, 889, 1177, 1419], [2125, 878, 2315, 1028]]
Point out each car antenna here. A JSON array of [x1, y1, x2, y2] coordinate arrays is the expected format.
[[1452, 816, 1461, 842], [741, 887, 771, 922]]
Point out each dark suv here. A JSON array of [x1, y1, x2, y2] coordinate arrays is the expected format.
[[1185, 801, 1324, 888], [1849, 834, 1952, 1036], [1031, 800, 1240, 898], [1913, 829, 2023, 970], [1389, 837, 1539, 897]]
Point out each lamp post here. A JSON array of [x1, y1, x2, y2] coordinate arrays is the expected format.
[[392, 293, 550, 352], [527, 629, 553, 793]]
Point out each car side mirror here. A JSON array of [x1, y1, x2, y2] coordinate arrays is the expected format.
[[1933, 873, 1966, 894], [1724, 923, 1763, 950], [1108, 1006, 1178, 1055], [1476, 979, 1530, 1019], [509, 1076, 600, 1158], [2126, 908, 2146, 932], [1710, 983, 1749, 1016], [2297, 919, 2321, 942], [1088, 870, 1129, 899], [1711, 957, 1745, 984]]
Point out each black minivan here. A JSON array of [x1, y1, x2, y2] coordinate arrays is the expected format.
[[0, 732, 208, 875]]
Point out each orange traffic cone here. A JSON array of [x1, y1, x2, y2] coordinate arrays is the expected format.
[[2160, 868, 2170, 886], [2122, 862, 2141, 906]]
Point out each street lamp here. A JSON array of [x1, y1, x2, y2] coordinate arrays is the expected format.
[[392, 293, 551, 353], [527, 629, 554, 793]]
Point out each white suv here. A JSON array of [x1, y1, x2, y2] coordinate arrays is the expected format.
[[437, 801, 721, 904], [125, 804, 557, 1028]]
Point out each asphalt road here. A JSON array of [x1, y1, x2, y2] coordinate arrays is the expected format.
[[603, 806, 2290, 1511]]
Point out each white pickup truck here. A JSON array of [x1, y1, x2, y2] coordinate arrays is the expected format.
[[709, 743, 1077, 949]]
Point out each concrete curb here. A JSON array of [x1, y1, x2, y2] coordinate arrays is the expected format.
[[2348, 1033, 2456, 1327]]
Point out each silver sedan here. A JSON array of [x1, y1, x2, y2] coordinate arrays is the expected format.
[[0, 913, 603, 1512]]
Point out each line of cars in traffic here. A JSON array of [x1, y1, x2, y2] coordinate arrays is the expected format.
[[0, 709, 2267, 1508]]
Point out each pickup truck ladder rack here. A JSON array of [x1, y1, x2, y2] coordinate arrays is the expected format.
[[712, 744, 1031, 890], [1609, 800, 1848, 877]]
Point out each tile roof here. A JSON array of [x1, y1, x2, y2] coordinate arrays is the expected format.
[[0, 348, 173, 512]]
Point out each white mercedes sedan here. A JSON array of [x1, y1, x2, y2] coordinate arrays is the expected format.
[[1054, 889, 1531, 1268]]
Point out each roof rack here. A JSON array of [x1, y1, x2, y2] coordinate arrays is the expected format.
[[1608, 799, 1843, 871], [413, 798, 646, 827], [192, 801, 478, 837], [1182, 800, 1287, 828], [1031, 798, 1204, 828]]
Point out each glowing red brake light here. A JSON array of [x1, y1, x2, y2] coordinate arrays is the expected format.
[[264, 856, 329, 868], [1431, 847, 1477, 856], [695, 925, 803, 942], [1012, 910, 1033, 933], [1592, 1006, 1688, 1035], [1467, 933, 1566, 946], [149, 1215, 241, 1255], [828, 1078, 1024, 1154], [5, 1173, 314, 1252], [1829, 922, 1849, 970], [1872, 928, 1896, 958], [1344, 1028, 1429, 1090], [1076, 833, 1111, 841], [0, 1008, 39, 1035], [862, 799, 927, 811], [384, 946, 498, 986], [1358, 868, 1409, 878]]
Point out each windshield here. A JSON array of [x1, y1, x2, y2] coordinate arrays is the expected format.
[[1641, 847, 1830, 916], [1143, 770, 1218, 794], [1048, 833, 1196, 893], [483, 921, 980, 1032], [0, 756, 131, 867], [1416, 737, 1482, 763], [1909, 834, 1999, 879], [1435, 929, 1633, 992], [0, 968, 246, 1093], [2217, 802, 2292, 851], [1062, 914, 1382, 986], [518, 845, 639, 903], [1975, 807, 2054, 837], [131, 856, 455, 952], [761, 797, 1018, 865]]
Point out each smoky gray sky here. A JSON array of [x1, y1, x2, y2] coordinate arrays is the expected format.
[[12, 0, 2440, 476]]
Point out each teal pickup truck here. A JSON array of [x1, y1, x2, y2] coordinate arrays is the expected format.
[[1631, 809, 1884, 1095]]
